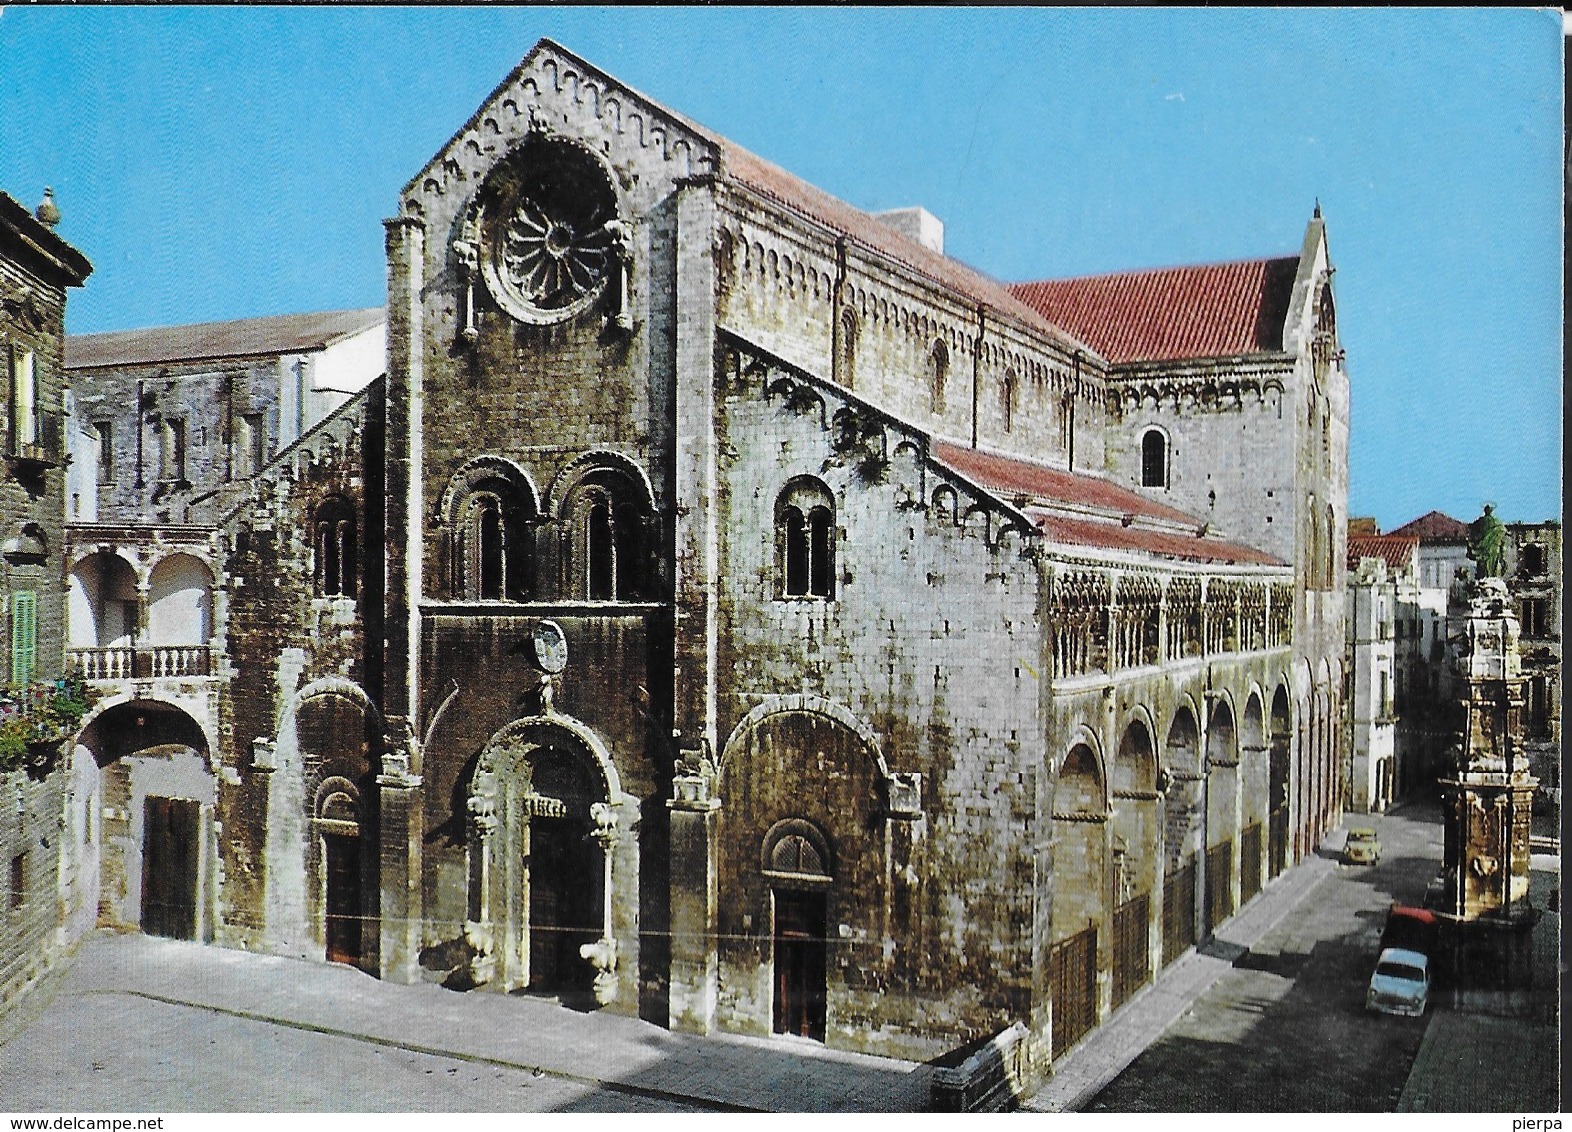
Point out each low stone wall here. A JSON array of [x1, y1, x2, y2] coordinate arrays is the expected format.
[[929, 1022, 1036, 1112]]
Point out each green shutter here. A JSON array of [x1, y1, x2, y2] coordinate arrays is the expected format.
[[11, 591, 36, 686]]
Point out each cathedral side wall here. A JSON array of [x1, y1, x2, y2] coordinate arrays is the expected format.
[[711, 346, 1042, 1058]]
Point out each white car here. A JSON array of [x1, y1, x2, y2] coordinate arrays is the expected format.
[[1367, 947, 1430, 1017]]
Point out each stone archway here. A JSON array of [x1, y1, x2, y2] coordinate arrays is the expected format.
[[1268, 685, 1292, 876], [465, 714, 633, 1005], [70, 699, 217, 942], [1111, 717, 1158, 1006], [1161, 704, 1201, 965], [1204, 697, 1238, 934], [1239, 691, 1269, 902]]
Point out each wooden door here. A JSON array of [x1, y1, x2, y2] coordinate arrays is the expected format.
[[528, 816, 599, 991], [323, 832, 361, 965], [141, 796, 198, 940], [772, 890, 827, 1040]]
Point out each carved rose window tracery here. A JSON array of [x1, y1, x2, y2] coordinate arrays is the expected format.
[[470, 134, 626, 327]]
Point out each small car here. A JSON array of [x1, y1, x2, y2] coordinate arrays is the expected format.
[[1343, 827, 1381, 865], [1367, 947, 1430, 1017]]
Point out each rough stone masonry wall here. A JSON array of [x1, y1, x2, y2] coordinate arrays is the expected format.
[[217, 388, 377, 953], [69, 357, 285, 525], [0, 769, 66, 1014], [711, 348, 1043, 1059]]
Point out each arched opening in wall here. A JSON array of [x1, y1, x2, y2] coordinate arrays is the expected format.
[[1111, 721, 1157, 1009], [72, 700, 214, 942], [68, 552, 139, 679], [561, 466, 650, 602], [144, 554, 214, 678], [835, 308, 858, 389], [1239, 693, 1268, 903], [1268, 686, 1292, 877], [776, 477, 836, 600], [1140, 429, 1168, 489], [929, 339, 948, 414], [297, 692, 377, 969], [147, 554, 213, 646], [1325, 503, 1338, 590], [763, 818, 832, 1042], [1161, 707, 1200, 966], [1001, 370, 1018, 434], [1307, 495, 1322, 590], [1050, 742, 1104, 1056], [1204, 700, 1238, 934], [312, 495, 358, 598], [458, 478, 537, 601]]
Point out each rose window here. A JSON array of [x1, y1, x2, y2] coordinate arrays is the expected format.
[[476, 135, 623, 326]]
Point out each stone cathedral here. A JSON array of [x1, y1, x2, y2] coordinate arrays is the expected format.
[[40, 41, 1349, 1067]]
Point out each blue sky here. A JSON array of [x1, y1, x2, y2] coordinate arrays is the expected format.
[[0, 7, 1560, 529]]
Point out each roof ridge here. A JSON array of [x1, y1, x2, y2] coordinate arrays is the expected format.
[[68, 306, 384, 342], [1011, 252, 1299, 290]]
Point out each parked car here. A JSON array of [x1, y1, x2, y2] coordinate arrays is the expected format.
[[1367, 947, 1430, 1017], [1343, 827, 1380, 864]]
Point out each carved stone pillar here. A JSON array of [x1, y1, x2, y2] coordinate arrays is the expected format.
[[667, 773, 720, 1034], [580, 800, 622, 1006], [377, 721, 423, 985]]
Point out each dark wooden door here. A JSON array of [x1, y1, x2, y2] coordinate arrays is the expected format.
[[773, 890, 827, 1040], [323, 832, 362, 965], [1205, 841, 1234, 935], [1162, 860, 1196, 966], [528, 816, 599, 991], [141, 796, 198, 940]]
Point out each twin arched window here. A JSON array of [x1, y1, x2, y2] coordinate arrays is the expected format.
[[458, 479, 535, 601], [566, 476, 647, 602], [1140, 428, 1169, 489], [313, 495, 357, 598], [777, 478, 835, 599]]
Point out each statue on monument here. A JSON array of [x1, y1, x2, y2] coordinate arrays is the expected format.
[[1467, 503, 1507, 579]]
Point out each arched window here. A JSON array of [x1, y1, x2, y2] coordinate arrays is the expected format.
[[1001, 370, 1018, 433], [562, 466, 649, 602], [1140, 428, 1168, 488], [1325, 502, 1337, 589], [777, 478, 836, 599], [761, 817, 833, 885], [836, 308, 858, 389], [457, 478, 535, 601], [929, 339, 948, 414], [313, 495, 357, 598]]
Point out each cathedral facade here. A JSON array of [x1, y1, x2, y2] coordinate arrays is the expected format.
[[53, 41, 1347, 1066]]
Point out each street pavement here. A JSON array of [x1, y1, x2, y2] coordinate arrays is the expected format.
[[1028, 795, 1559, 1113], [0, 931, 929, 1112], [0, 796, 1555, 1113]]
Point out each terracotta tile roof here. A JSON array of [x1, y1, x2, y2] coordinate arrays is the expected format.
[[932, 440, 1197, 526], [718, 145, 1096, 355], [1386, 510, 1470, 543], [1347, 535, 1419, 572], [1006, 256, 1300, 364], [1030, 511, 1284, 566], [67, 307, 384, 370]]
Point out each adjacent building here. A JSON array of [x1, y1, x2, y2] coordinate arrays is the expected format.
[[0, 189, 91, 1011]]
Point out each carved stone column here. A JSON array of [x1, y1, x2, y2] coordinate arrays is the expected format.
[[579, 800, 622, 1006], [667, 772, 720, 1034]]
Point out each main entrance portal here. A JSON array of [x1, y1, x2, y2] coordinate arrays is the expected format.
[[141, 795, 199, 940]]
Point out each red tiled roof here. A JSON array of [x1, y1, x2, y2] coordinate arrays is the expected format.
[[67, 307, 384, 370], [932, 440, 1197, 526], [1347, 535, 1419, 572], [1007, 256, 1300, 364], [720, 145, 1095, 354], [1386, 510, 1470, 543], [1031, 512, 1283, 566]]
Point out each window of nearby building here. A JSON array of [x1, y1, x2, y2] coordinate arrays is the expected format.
[[94, 421, 113, 484], [1520, 543, 1545, 577], [160, 418, 186, 483], [777, 477, 836, 599], [1521, 598, 1548, 639], [1140, 429, 1168, 488], [9, 345, 38, 452], [10, 591, 36, 686], [313, 495, 357, 598]]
